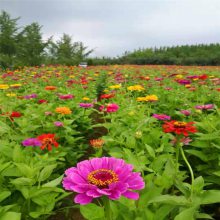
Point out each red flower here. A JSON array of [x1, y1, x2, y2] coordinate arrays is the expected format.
[[38, 99, 48, 104], [10, 111, 22, 118], [37, 133, 59, 151], [100, 93, 115, 99], [162, 120, 197, 136], [199, 74, 208, 80]]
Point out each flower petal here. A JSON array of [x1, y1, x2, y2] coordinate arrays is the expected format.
[[74, 193, 93, 205], [122, 191, 139, 200]]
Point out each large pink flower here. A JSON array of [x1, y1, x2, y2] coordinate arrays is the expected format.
[[62, 157, 145, 205]]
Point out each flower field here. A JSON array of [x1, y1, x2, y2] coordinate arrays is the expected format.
[[1, 65, 220, 220]]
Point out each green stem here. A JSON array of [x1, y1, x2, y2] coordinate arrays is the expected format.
[[175, 143, 180, 173], [180, 146, 194, 196], [102, 197, 113, 220]]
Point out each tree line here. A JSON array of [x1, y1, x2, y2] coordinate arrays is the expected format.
[[0, 11, 93, 69], [90, 44, 220, 66], [1, 10, 220, 69]]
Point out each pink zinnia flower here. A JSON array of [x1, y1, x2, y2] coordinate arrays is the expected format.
[[59, 94, 74, 100], [54, 121, 64, 127], [62, 157, 145, 205], [79, 103, 94, 108], [180, 110, 191, 116], [152, 114, 171, 121], [106, 103, 119, 112], [195, 104, 214, 110], [99, 103, 119, 113]]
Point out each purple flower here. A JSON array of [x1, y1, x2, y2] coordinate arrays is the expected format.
[[180, 110, 191, 116], [54, 121, 64, 127], [152, 114, 171, 121], [195, 104, 214, 110], [24, 94, 38, 99], [62, 157, 145, 205], [79, 103, 94, 108], [22, 138, 42, 147]]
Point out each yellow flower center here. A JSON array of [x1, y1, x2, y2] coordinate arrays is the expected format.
[[87, 169, 118, 187], [174, 121, 187, 128]]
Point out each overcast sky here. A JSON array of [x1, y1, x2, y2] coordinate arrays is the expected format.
[[1, 0, 220, 57]]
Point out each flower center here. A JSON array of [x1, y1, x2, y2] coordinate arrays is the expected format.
[[87, 169, 118, 187], [42, 138, 53, 145], [174, 121, 187, 128]]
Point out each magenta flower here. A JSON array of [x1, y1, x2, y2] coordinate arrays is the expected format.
[[54, 121, 64, 127], [79, 103, 94, 108], [106, 103, 119, 113], [62, 157, 145, 205], [195, 104, 214, 110], [99, 103, 119, 113], [59, 94, 74, 100], [180, 110, 191, 116], [22, 138, 42, 147], [177, 79, 191, 85], [24, 93, 38, 99], [152, 114, 171, 121]]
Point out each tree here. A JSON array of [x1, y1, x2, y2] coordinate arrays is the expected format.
[[16, 22, 48, 66], [0, 10, 19, 68]]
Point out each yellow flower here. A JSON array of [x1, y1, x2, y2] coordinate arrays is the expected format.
[[10, 84, 22, 88], [176, 74, 183, 79], [127, 85, 145, 91], [109, 84, 121, 89], [103, 89, 109, 93], [145, 95, 158, 102], [137, 97, 148, 102], [137, 95, 158, 102], [55, 107, 72, 115], [82, 97, 90, 101], [6, 93, 16, 97], [0, 84, 9, 90], [69, 75, 75, 78]]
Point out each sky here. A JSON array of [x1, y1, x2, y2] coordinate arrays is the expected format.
[[1, 0, 220, 57]]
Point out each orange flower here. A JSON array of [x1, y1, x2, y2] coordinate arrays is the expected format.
[[55, 107, 72, 115], [90, 139, 104, 148], [37, 133, 59, 151], [45, 86, 57, 91]]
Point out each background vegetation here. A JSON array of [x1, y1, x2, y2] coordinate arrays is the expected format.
[[1, 10, 220, 69]]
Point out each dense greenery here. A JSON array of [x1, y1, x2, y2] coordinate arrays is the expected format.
[[0, 11, 93, 68], [90, 44, 220, 66], [1, 10, 220, 68]]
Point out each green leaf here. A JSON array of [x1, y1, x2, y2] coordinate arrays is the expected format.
[[38, 164, 57, 182], [13, 145, 25, 163], [145, 144, 155, 158], [0, 191, 11, 202], [0, 212, 21, 220], [193, 176, 204, 193], [195, 213, 213, 219], [11, 177, 35, 186], [80, 203, 105, 220], [174, 207, 196, 220], [14, 163, 35, 178], [185, 150, 208, 162], [42, 174, 63, 187], [201, 190, 220, 204], [149, 195, 189, 206]]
